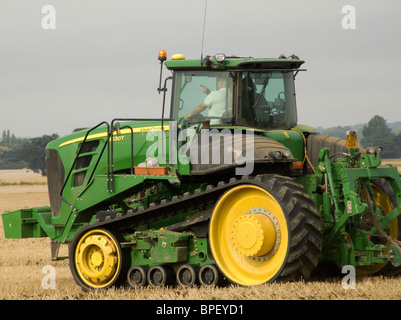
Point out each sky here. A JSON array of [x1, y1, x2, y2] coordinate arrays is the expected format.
[[1, 0, 401, 138]]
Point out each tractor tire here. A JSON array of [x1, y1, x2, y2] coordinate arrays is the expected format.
[[69, 228, 130, 291], [209, 174, 322, 286]]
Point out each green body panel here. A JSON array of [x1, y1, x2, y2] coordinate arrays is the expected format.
[[2, 207, 53, 239], [49, 120, 173, 176], [124, 230, 214, 267], [262, 129, 304, 162], [54, 174, 180, 242], [293, 124, 315, 133], [47, 121, 186, 224]]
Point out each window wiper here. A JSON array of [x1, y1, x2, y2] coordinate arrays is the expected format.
[[251, 75, 270, 109], [180, 81, 188, 93]]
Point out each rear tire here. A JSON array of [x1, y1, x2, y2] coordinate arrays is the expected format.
[[209, 174, 322, 286]]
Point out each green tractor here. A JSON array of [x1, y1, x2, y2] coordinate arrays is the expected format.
[[3, 51, 401, 290]]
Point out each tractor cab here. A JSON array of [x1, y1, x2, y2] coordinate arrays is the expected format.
[[159, 52, 307, 175], [163, 53, 303, 131]]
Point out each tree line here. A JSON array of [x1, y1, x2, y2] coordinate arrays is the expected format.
[[319, 115, 401, 158], [0, 131, 58, 175]]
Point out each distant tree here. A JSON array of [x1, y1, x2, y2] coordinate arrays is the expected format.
[[6, 130, 10, 145], [361, 115, 400, 158], [394, 132, 401, 152], [0, 144, 28, 169], [320, 125, 352, 140], [0, 146, 11, 160], [1, 130, 20, 147], [16, 134, 59, 176], [1, 131, 6, 145]]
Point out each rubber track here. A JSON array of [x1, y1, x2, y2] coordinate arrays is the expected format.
[[77, 175, 264, 236]]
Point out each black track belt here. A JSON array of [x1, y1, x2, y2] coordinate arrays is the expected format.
[[76, 175, 264, 237]]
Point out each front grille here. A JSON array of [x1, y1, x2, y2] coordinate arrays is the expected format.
[[45, 149, 65, 217]]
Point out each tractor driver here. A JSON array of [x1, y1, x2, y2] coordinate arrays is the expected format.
[[183, 76, 228, 125]]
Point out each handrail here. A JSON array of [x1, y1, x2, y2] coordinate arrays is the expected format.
[[59, 121, 110, 211], [120, 126, 134, 175], [60, 118, 174, 209], [109, 118, 173, 192]]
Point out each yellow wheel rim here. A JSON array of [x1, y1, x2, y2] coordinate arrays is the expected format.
[[357, 183, 397, 275], [74, 229, 121, 289], [209, 185, 289, 286]]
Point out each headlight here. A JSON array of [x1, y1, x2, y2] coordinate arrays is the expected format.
[[366, 146, 382, 155], [214, 53, 226, 63], [269, 151, 282, 159], [282, 149, 292, 158]]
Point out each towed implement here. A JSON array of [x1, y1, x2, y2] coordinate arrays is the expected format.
[[3, 51, 401, 290]]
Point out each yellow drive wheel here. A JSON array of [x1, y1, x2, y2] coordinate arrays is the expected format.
[[356, 179, 400, 276], [209, 175, 322, 286], [70, 228, 128, 290]]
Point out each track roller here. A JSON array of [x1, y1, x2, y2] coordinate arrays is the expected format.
[[198, 264, 224, 287], [127, 265, 148, 288], [147, 265, 174, 288], [176, 264, 199, 288]]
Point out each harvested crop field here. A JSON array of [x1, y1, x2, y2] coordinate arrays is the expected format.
[[1, 169, 401, 301]]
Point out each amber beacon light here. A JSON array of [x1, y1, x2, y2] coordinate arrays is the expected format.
[[158, 50, 167, 62]]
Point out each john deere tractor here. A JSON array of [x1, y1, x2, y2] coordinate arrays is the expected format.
[[3, 51, 401, 290]]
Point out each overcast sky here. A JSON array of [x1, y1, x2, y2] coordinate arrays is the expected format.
[[1, 0, 400, 137]]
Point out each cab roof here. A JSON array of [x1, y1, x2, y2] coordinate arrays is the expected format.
[[165, 55, 305, 71]]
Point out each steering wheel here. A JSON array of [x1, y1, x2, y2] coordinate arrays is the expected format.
[[178, 113, 205, 126]]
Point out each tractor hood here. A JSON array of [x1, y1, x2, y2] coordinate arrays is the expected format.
[[186, 132, 295, 175]]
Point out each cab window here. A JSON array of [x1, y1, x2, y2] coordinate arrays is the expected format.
[[238, 71, 297, 129], [172, 71, 234, 125]]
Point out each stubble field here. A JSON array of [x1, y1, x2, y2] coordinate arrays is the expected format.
[[1, 165, 401, 301]]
